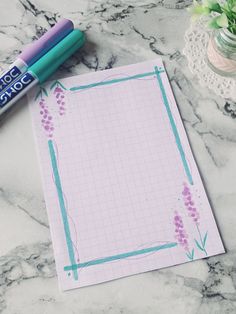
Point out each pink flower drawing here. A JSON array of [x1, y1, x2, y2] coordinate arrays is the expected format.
[[51, 81, 67, 116], [182, 183, 200, 225], [182, 183, 208, 256], [35, 87, 54, 138], [174, 211, 194, 260]]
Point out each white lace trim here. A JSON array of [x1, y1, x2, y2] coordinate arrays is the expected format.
[[183, 19, 236, 100]]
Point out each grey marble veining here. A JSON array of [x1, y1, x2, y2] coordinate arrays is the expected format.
[[0, 0, 236, 313]]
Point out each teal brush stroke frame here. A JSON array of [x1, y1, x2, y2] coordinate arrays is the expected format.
[[70, 70, 164, 91], [64, 242, 177, 271], [48, 139, 78, 280], [70, 67, 193, 185], [154, 66, 193, 185], [47, 65, 193, 280]]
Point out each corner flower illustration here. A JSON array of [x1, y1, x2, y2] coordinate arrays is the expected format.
[[182, 183, 208, 256], [50, 80, 67, 115], [35, 87, 54, 138], [174, 211, 194, 260]]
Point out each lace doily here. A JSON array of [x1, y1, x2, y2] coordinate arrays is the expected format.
[[183, 19, 236, 101]]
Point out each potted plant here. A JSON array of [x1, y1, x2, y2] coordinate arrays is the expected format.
[[189, 0, 236, 76]]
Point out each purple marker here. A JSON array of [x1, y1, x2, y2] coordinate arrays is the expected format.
[[0, 18, 74, 94]]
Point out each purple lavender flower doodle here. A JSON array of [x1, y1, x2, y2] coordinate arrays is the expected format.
[[174, 211, 194, 260], [50, 80, 67, 115], [182, 183, 200, 225], [182, 183, 208, 256], [35, 87, 54, 138]]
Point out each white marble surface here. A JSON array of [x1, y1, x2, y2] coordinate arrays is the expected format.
[[0, 0, 236, 313]]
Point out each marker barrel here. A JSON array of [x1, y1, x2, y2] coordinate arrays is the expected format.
[[0, 29, 85, 116], [0, 72, 38, 114], [0, 19, 74, 94], [19, 19, 74, 66]]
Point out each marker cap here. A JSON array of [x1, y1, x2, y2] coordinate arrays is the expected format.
[[29, 29, 85, 83], [18, 19, 74, 67]]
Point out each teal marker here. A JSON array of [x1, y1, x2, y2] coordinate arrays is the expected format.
[[0, 29, 85, 115]]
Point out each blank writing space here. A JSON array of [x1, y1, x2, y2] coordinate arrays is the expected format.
[[56, 78, 183, 260]]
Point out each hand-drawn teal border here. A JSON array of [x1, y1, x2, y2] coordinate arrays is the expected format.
[[64, 242, 177, 271], [70, 71, 163, 91], [70, 66, 193, 185], [154, 66, 193, 185], [48, 139, 78, 280], [47, 66, 193, 280]]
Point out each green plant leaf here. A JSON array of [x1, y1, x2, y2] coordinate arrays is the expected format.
[[57, 81, 67, 90], [203, 0, 222, 12], [195, 239, 204, 251], [216, 13, 229, 27], [208, 16, 222, 28], [186, 252, 192, 260], [209, 2, 222, 12], [232, 4, 236, 12], [203, 232, 208, 247], [188, 1, 210, 21], [188, 2, 210, 15], [186, 249, 195, 260], [50, 81, 58, 90], [228, 0, 236, 9], [34, 89, 41, 101], [42, 87, 48, 97]]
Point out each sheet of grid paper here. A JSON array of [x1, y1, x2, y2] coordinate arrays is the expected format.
[[28, 58, 224, 291]]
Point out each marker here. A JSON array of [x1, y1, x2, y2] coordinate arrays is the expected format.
[[0, 19, 74, 94], [0, 29, 85, 115]]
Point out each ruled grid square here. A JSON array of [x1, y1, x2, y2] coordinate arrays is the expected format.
[[28, 58, 224, 291]]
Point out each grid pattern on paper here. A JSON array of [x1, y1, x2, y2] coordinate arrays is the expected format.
[[54, 75, 183, 260], [29, 59, 225, 290]]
